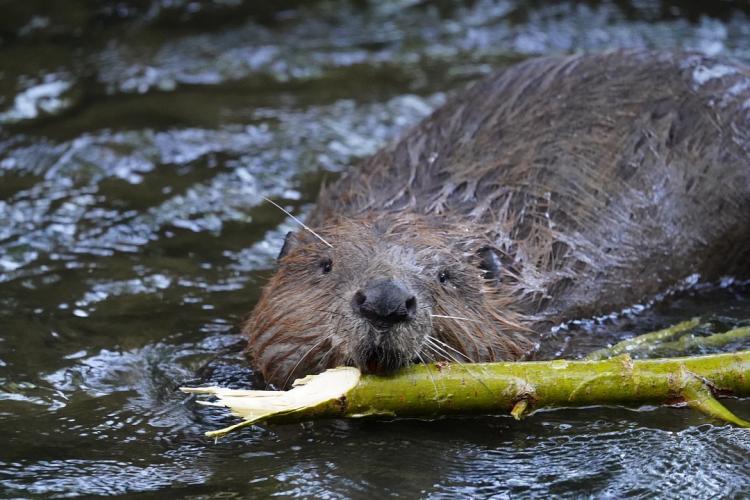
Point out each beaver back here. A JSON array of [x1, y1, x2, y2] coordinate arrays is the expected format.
[[310, 51, 750, 320]]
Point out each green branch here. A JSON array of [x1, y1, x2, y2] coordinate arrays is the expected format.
[[183, 351, 750, 438], [584, 318, 701, 360], [645, 326, 750, 357]]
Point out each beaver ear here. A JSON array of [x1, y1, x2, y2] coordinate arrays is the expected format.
[[477, 246, 503, 281], [476, 245, 520, 283], [278, 230, 320, 260], [277, 231, 299, 260]]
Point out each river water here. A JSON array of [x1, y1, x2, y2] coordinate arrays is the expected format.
[[2, 1, 750, 497]]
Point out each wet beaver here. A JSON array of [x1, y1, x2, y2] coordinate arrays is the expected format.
[[245, 51, 750, 388]]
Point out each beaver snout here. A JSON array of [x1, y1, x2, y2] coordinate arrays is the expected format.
[[352, 278, 417, 327]]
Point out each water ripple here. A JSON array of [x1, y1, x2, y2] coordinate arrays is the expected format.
[[2, 1, 750, 498]]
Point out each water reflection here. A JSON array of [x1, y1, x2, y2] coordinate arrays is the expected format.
[[2, 0, 750, 497]]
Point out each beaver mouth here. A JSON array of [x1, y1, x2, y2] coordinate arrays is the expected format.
[[360, 342, 418, 374], [355, 313, 426, 374], [363, 351, 407, 374], [364, 354, 387, 374]]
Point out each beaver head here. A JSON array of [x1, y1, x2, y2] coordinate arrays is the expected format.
[[244, 213, 535, 388]]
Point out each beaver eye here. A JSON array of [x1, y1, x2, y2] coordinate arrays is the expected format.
[[438, 270, 450, 283], [320, 257, 333, 274]]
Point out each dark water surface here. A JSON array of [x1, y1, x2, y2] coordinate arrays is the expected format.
[[2, 1, 750, 497]]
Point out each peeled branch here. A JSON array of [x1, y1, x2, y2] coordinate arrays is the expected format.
[[182, 351, 750, 438]]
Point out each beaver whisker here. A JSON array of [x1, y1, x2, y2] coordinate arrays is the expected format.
[[422, 342, 451, 363], [424, 336, 498, 396], [325, 313, 354, 367], [315, 340, 341, 372], [418, 344, 437, 363], [430, 314, 482, 323], [429, 310, 488, 360], [263, 196, 333, 248], [280, 330, 338, 389], [425, 335, 473, 363], [415, 352, 439, 397], [423, 337, 465, 365]]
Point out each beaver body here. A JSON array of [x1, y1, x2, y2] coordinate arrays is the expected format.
[[247, 51, 750, 388]]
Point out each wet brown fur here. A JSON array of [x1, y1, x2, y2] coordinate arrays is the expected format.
[[246, 51, 750, 387]]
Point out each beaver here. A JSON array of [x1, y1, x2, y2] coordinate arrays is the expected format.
[[245, 51, 750, 388]]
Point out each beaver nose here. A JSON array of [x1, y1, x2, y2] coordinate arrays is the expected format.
[[352, 278, 417, 326]]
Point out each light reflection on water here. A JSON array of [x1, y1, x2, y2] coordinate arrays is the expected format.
[[1, 0, 750, 497]]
